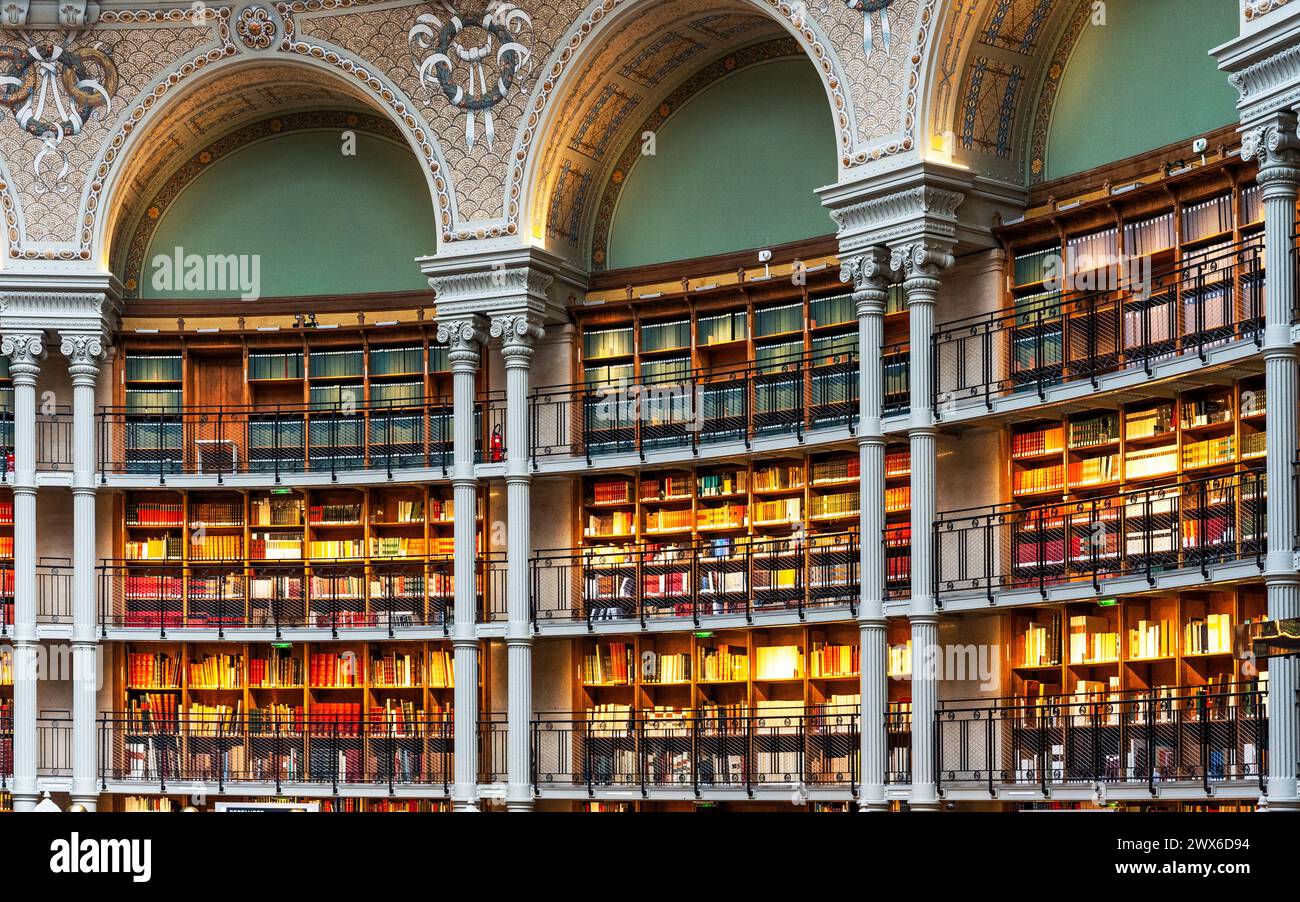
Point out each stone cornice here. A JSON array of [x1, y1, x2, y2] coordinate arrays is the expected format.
[[1215, 11, 1300, 125], [420, 245, 579, 324], [819, 163, 972, 256]]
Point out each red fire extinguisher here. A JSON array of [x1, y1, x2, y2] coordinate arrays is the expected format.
[[490, 424, 504, 462]]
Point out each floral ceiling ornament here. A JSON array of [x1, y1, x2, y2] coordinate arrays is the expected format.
[[408, 1, 534, 151], [0, 33, 117, 190], [845, 0, 894, 57], [235, 5, 279, 50]]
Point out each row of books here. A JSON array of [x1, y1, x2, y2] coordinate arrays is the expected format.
[[251, 498, 304, 526], [1068, 616, 1120, 665], [1068, 455, 1119, 486], [189, 502, 244, 526], [1128, 619, 1174, 660], [1012, 464, 1064, 496], [582, 642, 633, 685], [1069, 413, 1120, 448], [1011, 425, 1064, 458], [125, 537, 183, 560], [1185, 613, 1233, 655], [809, 642, 859, 678], [810, 491, 858, 519], [642, 652, 690, 684], [885, 486, 911, 513], [187, 654, 243, 689], [811, 456, 859, 484], [375, 499, 426, 523], [888, 641, 912, 678], [640, 475, 692, 501], [753, 464, 804, 492], [753, 498, 801, 524], [126, 502, 184, 527], [1183, 435, 1235, 469], [190, 535, 243, 560], [128, 653, 182, 689], [310, 504, 363, 524], [699, 645, 747, 682], [699, 472, 748, 497]]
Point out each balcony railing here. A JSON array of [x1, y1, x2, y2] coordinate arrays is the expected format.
[[97, 553, 507, 636], [0, 562, 71, 635], [97, 712, 453, 794], [530, 532, 860, 629], [531, 707, 859, 794], [1, 714, 9, 788], [933, 238, 1265, 412], [936, 685, 1267, 795], [37, 716, 72, 778], [95, 394, 506, 480], [528, 349, 860, 466], [935, 469, 1266, 601]]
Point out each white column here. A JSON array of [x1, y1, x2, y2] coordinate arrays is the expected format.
[[843, 249, 893, 811], [2, 332, 44, 812], [1243, 114, 1300, 810], [891, 241, 953, 811], [490, 313, 544, 812], [60, 332, 108, 810], [437, 317, 488, 812]]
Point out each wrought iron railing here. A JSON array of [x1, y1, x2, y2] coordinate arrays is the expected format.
[[531, 707, 859, 795], [37, 716, 72, 778], [36, 562, 72, 625], [935, 469, 1266, 601], [0, 712, 10, 788], [95, 393, 506, 479], [528, 349, 860, 466], [97, 712, 453, 795], [936, 684, 1267, 795], [932, 238, 1266, 413], [530, 532, 860, 628], [97, 552, 507, 636]]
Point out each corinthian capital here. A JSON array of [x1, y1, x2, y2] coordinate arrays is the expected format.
[[59, 331, 110, 378], [890, 240, 955, 281], [1242, 112, 1300, 179], [1, 331, 46, 380], [841, 247, 895, 316], [489, 313, 545, 355], [436, 316, 489, 371]]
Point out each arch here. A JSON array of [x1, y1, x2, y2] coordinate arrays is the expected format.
[[90, 39, 456, 273], [510, 0, 860, 259], [123, 113, 435, 298], [601, 56, 836, 270], [1035, 0, 1237, 181]]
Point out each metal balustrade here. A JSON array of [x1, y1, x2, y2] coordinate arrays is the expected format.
[[95, 394, 507, 480], [932, 238, 1266, 413], [37, 716, 72, 778], [530, 707, 859, 795], [936, 685, 1268, 796], [528, 350, 860, 466], [935, 469, 1266, 601], [529, 532, 860, 629], [97, 712, 453, 795], [0, 711, 10, 789], [479, 714, 508, 785], [97, 552, 507, 636], [36, 562, 72, 625]]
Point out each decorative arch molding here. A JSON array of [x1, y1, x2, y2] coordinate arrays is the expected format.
[[117, 109, 404, 297], [83, 1, 457, 268], [587, 37, 803, 270], [1024, 0, 1091, 184], [509, 0, 932, 248]]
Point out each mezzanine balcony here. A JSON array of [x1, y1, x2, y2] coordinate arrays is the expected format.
[[936, 684, 1268, 801], [96, 553, 508, 639], [95, 712, 454, 797], [530, 706, 862, 800], [526, 348, 884, 471], [94, 394, 507, 486], [932, 238, 1268, 421], [935, 468, 1268, 607], [529, 531, 865, 634]]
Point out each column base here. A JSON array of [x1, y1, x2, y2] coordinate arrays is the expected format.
[[10, 791, 38, 812], [856, 787, 889, 812], [907, 788, 941, 812], [506, 799, 535, 813], [69, 795, 99, 812], [452, 799, 482, 813]]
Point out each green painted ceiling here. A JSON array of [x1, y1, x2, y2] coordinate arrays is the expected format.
[[1044, 0, 1238, 181], [142, 129, 437, 299], [606, 58, 837, 270]]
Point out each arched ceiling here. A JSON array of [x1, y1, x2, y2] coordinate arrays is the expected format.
[[926, 0, 1092, 185], [528, 0, 791, 266], [107, 61, 382, 277]]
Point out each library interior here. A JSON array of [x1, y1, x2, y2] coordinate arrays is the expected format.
[[1, 0, 1299, 813]]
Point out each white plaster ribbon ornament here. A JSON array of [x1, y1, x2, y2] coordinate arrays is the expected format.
[[409, 1, 534, 151], [0, 32, 116, 190]]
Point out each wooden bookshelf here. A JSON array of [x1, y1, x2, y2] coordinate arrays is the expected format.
[[574, 624, 862, 719], [1008, 376, 1265, 502], [1004, 586, 1266, 700], [111, 486, 488, 628]]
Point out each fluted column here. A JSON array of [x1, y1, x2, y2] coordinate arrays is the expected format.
[[60, 331, 108, 810], [490, 313, 545, 812], [891, 240, 953, 811], [842, 248, 894, 811], [437, 317, 488, 812], [1243, 114, 1300, 810], [2, 332, 44, 812]]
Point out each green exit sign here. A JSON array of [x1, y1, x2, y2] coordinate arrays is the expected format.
[[1097, 598, 1117, 607]]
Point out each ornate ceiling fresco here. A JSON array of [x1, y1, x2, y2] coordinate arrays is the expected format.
[[0, 0, 1198, 275]]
